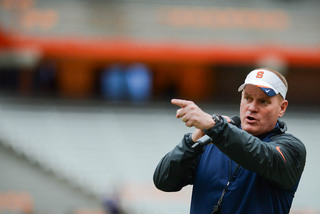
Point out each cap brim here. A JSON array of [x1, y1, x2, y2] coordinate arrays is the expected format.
[[238, 83, 245, 92], [238, 80, 278, 97]]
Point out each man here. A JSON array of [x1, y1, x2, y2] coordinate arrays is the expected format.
[[153, 68, 306, 214]]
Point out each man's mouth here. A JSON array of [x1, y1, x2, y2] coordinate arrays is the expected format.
[[246, 116, 257, 123]]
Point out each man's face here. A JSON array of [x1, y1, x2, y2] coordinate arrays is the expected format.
[[240, 84, 288, 136]]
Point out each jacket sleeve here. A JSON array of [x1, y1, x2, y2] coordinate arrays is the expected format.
[[153, 133, 203, 192], [205, 118, 306, 190]]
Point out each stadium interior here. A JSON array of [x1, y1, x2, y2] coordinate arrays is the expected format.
[[0, 0, 320, 213]]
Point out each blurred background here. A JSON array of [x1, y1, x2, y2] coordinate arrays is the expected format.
[[0, 0, 319, 213]]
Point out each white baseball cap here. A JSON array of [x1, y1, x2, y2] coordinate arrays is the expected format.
[[238, 68, 287, 99]]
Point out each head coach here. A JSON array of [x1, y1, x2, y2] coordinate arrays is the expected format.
[[153, 68, 306, 214]]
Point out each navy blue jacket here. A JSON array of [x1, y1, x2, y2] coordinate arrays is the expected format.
[[153, 119, 306, 214]]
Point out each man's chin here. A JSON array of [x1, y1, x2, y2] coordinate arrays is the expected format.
[[242, 125, 260, 136]]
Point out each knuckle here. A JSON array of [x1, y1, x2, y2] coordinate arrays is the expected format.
[[186, 101, 194, 106]]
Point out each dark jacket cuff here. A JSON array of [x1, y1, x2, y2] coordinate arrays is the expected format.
[[203, 116, 228, 143]]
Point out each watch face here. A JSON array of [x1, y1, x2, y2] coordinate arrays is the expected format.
[[213, 114, 221, 124]]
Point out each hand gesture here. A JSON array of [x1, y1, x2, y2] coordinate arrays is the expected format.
[[171, 99, 215, 130]]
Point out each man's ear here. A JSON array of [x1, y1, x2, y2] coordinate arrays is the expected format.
[[278, 99, 288, 118]]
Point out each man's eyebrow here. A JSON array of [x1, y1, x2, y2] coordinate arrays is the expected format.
[[259, 93, 272, 100]]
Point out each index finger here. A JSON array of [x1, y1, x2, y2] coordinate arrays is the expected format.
[[171, 99, 189, 108]]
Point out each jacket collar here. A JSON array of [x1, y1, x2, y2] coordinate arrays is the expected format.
[[257, 119, 287, 140]]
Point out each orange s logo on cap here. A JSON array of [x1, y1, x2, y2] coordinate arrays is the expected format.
[[256, 71, 264, 78]]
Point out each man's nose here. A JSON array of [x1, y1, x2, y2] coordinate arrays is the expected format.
[[248, 101, 258, 112]]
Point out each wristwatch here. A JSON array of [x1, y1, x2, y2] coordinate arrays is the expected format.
[[212, 113, 223, 125]]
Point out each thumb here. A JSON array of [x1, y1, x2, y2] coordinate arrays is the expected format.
[[192, 129, 205, 142]]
